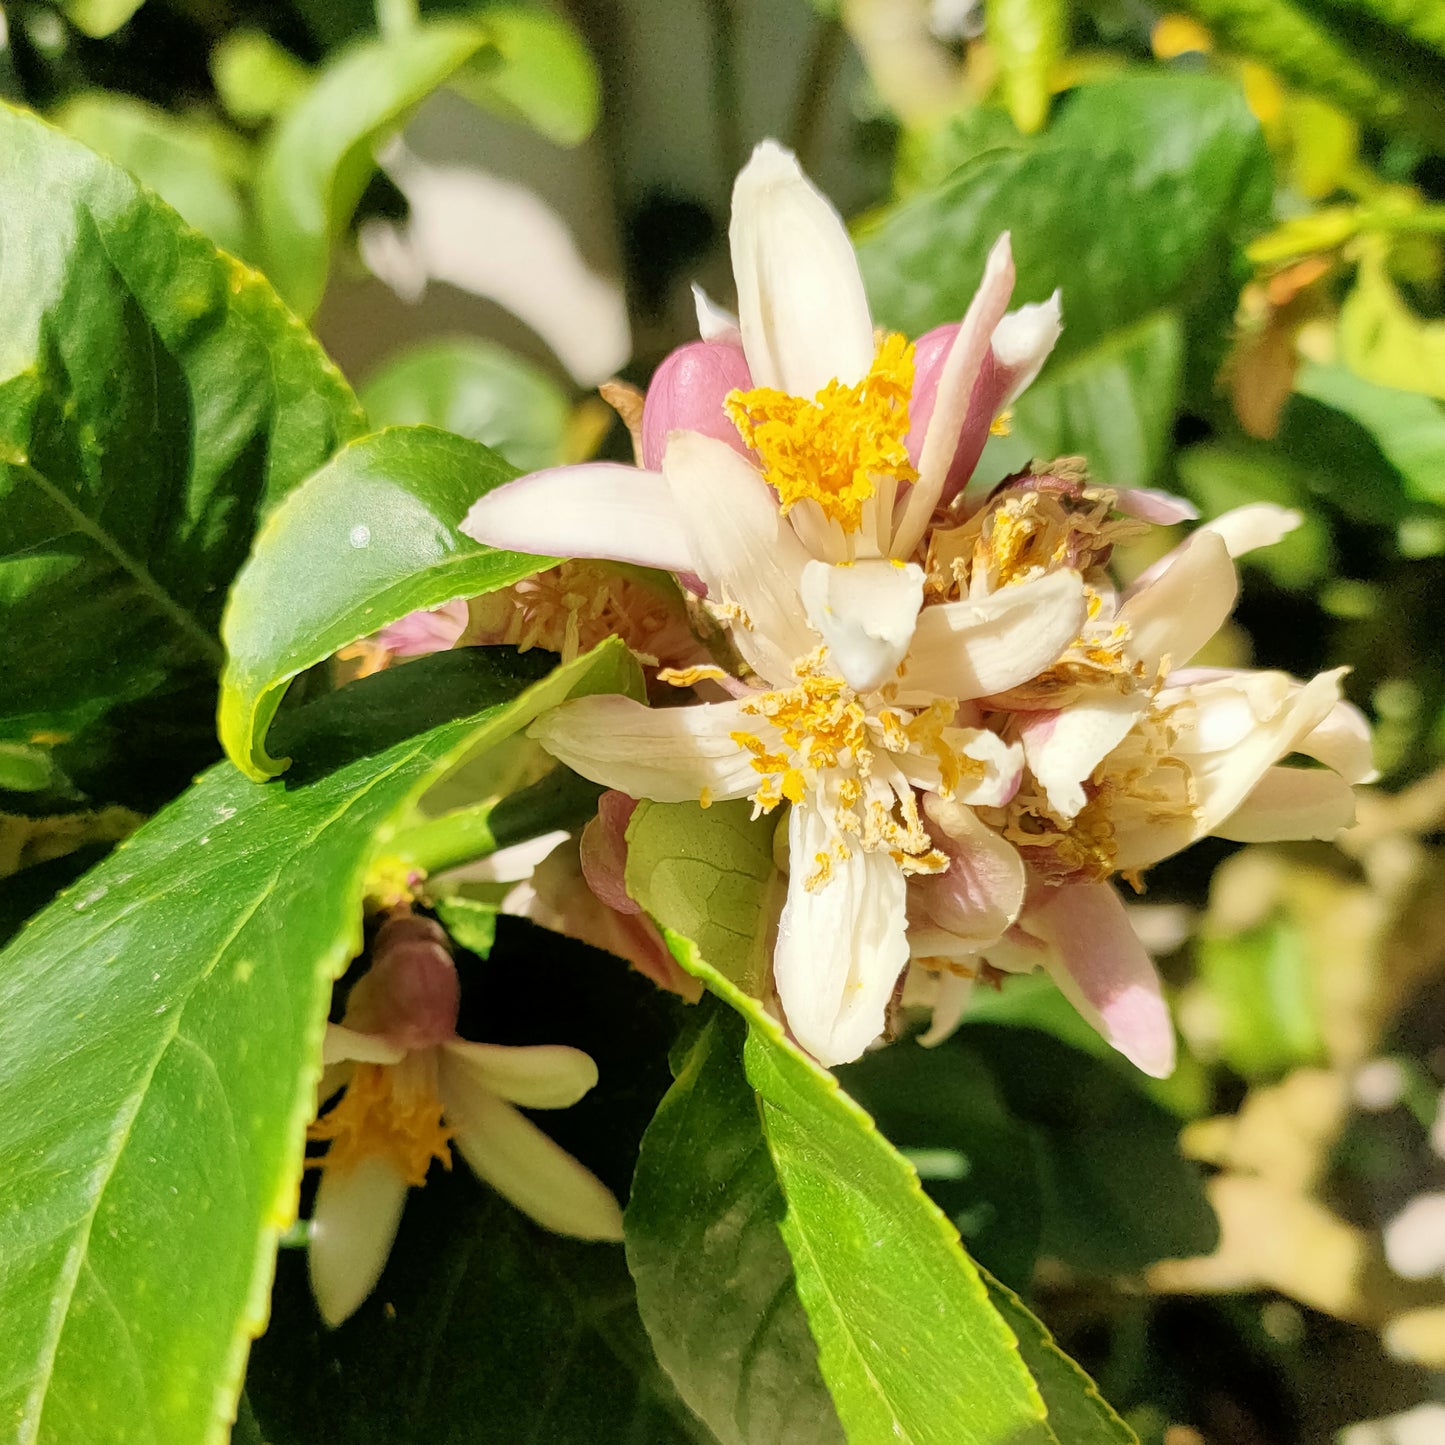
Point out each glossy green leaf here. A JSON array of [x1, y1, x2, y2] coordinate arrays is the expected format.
[[360, 338, 571, 473], [981, 1276, 1138, 1444], [53, 93, 253, 258], [1294, 362, 1445, 505], [985, 0, 1065, 135], [860, 74, 1270, 370], [0, 639, 636, 1445], [61, 0, 145, 38], [626, 1008, 844, 1445], [448, 5, 601, 147], [958, 1026, 1219, 1274], [246, 906, 702, 1445], [838, 1041, 1044, 1290], [625, 800, 1051, 1445], [1000, 311, 1184, 489], [254, 21, 494, 316], [0, 102, 362, 787], [219, 425, 552, 781]]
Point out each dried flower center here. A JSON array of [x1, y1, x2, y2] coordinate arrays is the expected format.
[[308, 1054, 453, 1187], [725, 333, 917, 533]]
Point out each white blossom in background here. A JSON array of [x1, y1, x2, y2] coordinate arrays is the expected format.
[[307, 911, 620, 1326]]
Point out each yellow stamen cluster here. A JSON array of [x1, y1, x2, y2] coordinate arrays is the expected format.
[[731, 667, 867, 813], [724, 332, 917, 533], [308, 1056, 453, 1188]]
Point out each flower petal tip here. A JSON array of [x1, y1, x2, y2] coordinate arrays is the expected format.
[[1103, 987, 1177, 1079]]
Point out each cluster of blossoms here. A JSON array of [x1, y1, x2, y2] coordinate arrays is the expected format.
[[458, 140, 1373, 1076], [308, 137, 1372, 1325]]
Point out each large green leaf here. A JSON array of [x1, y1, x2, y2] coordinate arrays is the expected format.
[[625, 1008, 844, 1445], [247, 911, 702, 1444], [981, 1276, 1138, 1444], [219, 425, 552, 781], [0, 640, 636, 1445], [625, 800, 1050, 1445], [254, 21, 495, 316], [0, 102, 362, 790], [360, 338, 571, 473], [861, 74, 1271, 367]]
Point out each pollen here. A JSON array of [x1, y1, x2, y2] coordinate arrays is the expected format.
[[725, 332, 917, 533], [309, 1055, 453, 1188]]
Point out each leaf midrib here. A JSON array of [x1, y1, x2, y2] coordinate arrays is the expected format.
[[13, 458, 225, 672]]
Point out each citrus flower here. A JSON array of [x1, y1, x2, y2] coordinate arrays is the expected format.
[[458, 141, 1078, 1068], [903, 485, 1375, 1076], [307, 910, 622, 1326]]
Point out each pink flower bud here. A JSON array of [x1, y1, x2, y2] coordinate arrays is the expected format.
[[579, 790, 640, 915], [905, 323, 1007, 509], [641, 340, 754, 471], [345, 912, 460, 1049]]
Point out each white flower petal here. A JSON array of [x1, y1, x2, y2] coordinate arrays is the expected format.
[[1018, 692, 1144, 820], [440, 1039, 598, 1109], [1032, 882, 1176, 1078], [322, 1023, 405, 1067], [991, 289, 1062, 402], [1299, 698, 1377, 784], [1111, 488, 1200, 525], [893, 233, 1016, 559], [664, 430, 814, 681], [308, 1154, 410, 1326], [1214, 765, 1358, 843], [900, 569, 1087, 700], [442, 1084, 624, 1241], [1118, 529, 1236, 674], [529, 695, 758, 802], [729, 139, 875, 396], [460, 463, 695, 574], [692, 282, 740, 342], [773, 797, 910, 1066], [800, 557, 925, 692], [1202, 502, 1302, 558]]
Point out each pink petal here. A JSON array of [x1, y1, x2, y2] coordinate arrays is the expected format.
[[578, 790, 641, 915], [1112, 488, 1200, 525], [343, 915, 460, 1051], [641, 340, 754, 471], [910, 795, 1025, 948], [378, 598, 470, 657], [1031, 881, 1176, 1078]]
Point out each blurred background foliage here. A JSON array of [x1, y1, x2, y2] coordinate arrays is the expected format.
[[2, 0, 1444, 1440]]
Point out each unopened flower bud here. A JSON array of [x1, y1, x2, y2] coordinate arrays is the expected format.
[[641, 340, 754, 471]]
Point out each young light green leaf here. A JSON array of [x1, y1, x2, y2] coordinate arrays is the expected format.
[[0, 639, 635, 1445], [52, 93, 253, 257], [211, 30, 313, 128], [0, 101, 362, 790], [219, 425, 553, 781], [981, 1274, 1139, 1444], [254, 21, 494, 316], [984, 0, 1064, 135], [61, 0, 145, 38], [625, 802, 1050, 1445], [360, 338, 572, 474], [448, 5, 601, 147], [625, 1008, 844, 1445]]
